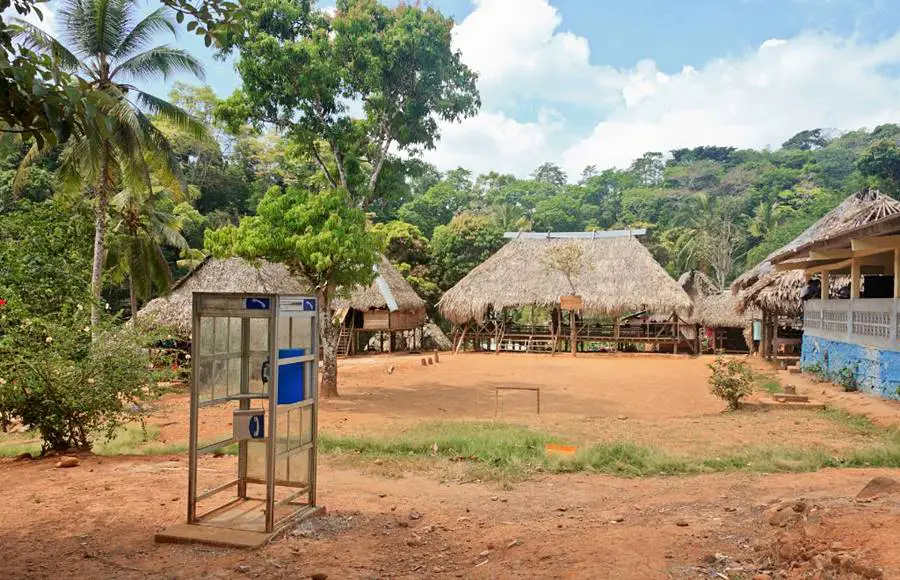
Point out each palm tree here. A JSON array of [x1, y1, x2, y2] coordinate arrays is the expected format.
[[13, 0, 205, 328], [107, 182, 188, 319]]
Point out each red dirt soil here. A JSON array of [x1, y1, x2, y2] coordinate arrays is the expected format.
[[3, 353, 900, 578]]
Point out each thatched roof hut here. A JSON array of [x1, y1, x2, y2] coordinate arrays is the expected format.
[[438, 235, 692, 325], [339, 257, 426, 313], [732, 189, 900, 316], [678, 270, 758, 327], [136, 256, 310, 337]]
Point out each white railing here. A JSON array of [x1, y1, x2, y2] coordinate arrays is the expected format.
[[803, 298, 899, 350]]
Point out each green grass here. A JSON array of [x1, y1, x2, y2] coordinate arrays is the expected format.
[[754, 371, 782, 394], [317, 418, 900, 481]]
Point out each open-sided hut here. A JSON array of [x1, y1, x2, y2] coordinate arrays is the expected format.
[[335, 257, 427, 356], [438, 231, 694, 354], [731, 188, 900, 358], [679, 270, 756, 352], [136, 256, 310, 338]]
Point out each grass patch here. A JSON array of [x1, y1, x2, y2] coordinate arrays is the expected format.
[[754, 372, 782, 394], [318, 420, 900, 481], [821, 407, 879, 435]]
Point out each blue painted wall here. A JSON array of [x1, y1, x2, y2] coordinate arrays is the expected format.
[[801, 335, 900, 399]]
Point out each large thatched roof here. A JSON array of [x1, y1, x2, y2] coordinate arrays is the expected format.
[[339, 257, 426, 312], [731, 189, 900, 315], [678, 270, 756, 327], [136, 257, 311, 337], [438, 235, 692, 324]]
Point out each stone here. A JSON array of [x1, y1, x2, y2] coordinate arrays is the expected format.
[[850, 562, 885, 579], [310, 574, 328, 580], [427, 358, 434, 365], [479, 550, 490, 557], [237, 565, 250, 573], [702, 554, 718, 564], [674, 519, 689, 527], [490, 496, 499, 501], [374, 459, 384, 466], [751, 575, 772, 580], [856, 476, 900, 502], [507, 538, 522, 548], [616, 415, 628, 421], [14, 452, 32, 461], [409, 511, 422, 520], [607, 514, 625, 523], [421, 359, 427, 366], [434, 350, 440, 363], [56, 456, 80, 468], [768, 508, 800, 527], [783, 384, 797, 394], [378, 493, 387, 498], [387, 365, 395, 375]]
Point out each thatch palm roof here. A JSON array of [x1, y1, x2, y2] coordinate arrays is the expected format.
[[731, 188, 900, 315], [136, 256, 311, 337], [678, 270, 756, 327], [438, 235, 692, 324], [340, 257, 426, 312]]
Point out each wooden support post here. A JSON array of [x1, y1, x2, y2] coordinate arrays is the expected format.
[[851, 257, 861, 298], [454, 326, 467, 354], [821, 270, 830, 300], [695, 324, 701, 355], [894, 249, 900, 298], [613, 315, 620, 352], [570, 311, 577, 357], [710, 326, 716, 353], [673, 311, 679, 355], [388, 331, 393, 353], [760, 311, 769, 359]]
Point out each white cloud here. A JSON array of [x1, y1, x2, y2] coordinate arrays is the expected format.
[[424, 0, 900, 180]]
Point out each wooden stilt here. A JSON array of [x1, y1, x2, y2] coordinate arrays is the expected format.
[[455, 326, 467, 354], [570, 310, 577, 357], [673, 311, 679, 355]]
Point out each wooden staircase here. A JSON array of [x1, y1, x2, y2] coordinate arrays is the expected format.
[[337, 325, 353, 358]]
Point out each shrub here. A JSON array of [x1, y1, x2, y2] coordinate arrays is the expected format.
[[707, 356, 754, 410], [836, 364, 861, 392], [0, 306, 161, 453]]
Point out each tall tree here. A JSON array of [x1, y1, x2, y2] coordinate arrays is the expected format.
[[13, 0, 205, 328], [206, 186, 378, 397], [531, 162, 567, 187], [217, 0, 480, 209], [107, 183, 188, 318], [858, 140, 900, 197]]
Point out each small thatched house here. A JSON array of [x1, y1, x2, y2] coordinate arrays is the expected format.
[[336, 257, 428, 355], [438, 231, 694, 353], [731, 188, 900, 357], [679, 270, 756, 352], [136, 256, 310, 338]]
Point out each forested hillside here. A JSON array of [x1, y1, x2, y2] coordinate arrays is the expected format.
[[4, 82, 900, 317]]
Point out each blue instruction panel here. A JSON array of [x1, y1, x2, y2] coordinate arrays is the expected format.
[[245, 297, 271, 310]]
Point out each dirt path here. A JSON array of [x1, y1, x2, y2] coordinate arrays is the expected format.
[[1, 454, 898, 579], [151, 354, 880, 457]]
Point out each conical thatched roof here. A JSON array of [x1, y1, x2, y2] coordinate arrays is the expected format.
[[732, 188, 900, 315], [438, 235, 692, 324], [678, 270, 719, 300], [678, 270, 756, 327], [136, 256, 311, 337], [339, 257, 426, 312]]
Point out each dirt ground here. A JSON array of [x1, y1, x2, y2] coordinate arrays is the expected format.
[[3, 353, 900, 579]]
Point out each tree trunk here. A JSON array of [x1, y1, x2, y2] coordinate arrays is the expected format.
[[129, 276, 138, 322], [319, 290, 340, 398], [90, 148, 110, 333]]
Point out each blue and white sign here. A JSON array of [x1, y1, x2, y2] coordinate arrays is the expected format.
[[245, 297, 271, 310], [302, 298, 317, 312], [233, 410, 266, 440], [248, 415, 265, 439]]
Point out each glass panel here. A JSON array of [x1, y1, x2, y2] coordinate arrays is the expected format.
[[214, 317, 229, 354], [246, 440, 266, 480], [196, 359, 213, 402], [288, 452, 310, 485], [249, 354, 268, 394], [249, 318, 269, 352], [290, 316, 313, 350], [277, 316, 291, 350], [301, 406, 312, 445], [227, 356, 242, 397], [199, 317, 214, 356], [211, 359, 227, 401], [228, 317, 242, 355]]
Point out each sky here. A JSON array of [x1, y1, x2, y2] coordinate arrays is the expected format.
[[8, 0, 900, 180]]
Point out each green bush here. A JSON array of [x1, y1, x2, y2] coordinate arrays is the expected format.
[[836, 364, 860, 392], [707, 356, 754, 410], [0, 306, 161, 452]]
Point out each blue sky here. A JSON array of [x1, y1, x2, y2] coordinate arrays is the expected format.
[[9, 0, 900, 178]]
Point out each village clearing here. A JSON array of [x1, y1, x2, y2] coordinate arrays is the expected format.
[[3, 353, 900, 579]]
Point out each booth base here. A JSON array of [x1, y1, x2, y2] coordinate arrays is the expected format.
[[155, 504, 322, 549]]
